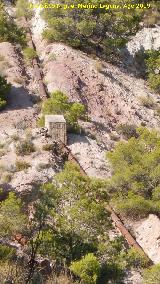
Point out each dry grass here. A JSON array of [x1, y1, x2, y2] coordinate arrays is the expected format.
[[1, 172, 12, 183], [95, 60, 103, 72], [0, 62, 7, 76], [13, 76, 25, 85], [42, 144, 53, 151], [0, 149, 6, 157], [15, 159, 31, 171], [36, 162, 51, 171], [110, 132, 120, 141], [47, 52, 57, 62], [46, 274, 73, 284], [10, 134, 20, 142], [15, 137, 35, 156], [0, 54, 5, 61], [154, 107, 160, 117], [138, 95, 155, 109], [0, 57, 13, 76]]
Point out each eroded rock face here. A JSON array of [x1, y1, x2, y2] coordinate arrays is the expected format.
[[124, 270, 143, 284], [30, 10, 160, 145], [126, 27, 160, 56], [0, 42, 37, 130], [0, 129, 57, 193], [68, 134, 111, 178], [134, 214, 160, 264], [10, 167, 55, 192], [31, 2, 47, 44], [123, 27, 160, 76], [0, 129, 111, 192], [38, 42, 160, 134]]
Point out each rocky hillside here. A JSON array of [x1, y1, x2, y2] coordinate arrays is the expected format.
[[0, 1, 160, 283], [23, 4, 160, 270], [0, 41, 38, 130], [126, 27, 160, 56], [40, 42, 160, 129], [30, 7, 160, 144]]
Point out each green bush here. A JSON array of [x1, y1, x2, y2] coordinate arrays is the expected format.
[[145, 50, 160, 93], [0, 192, 27, 238], [67, 103, 86, 126], [41, 0, 147, 62], [116, 124, 138, 139], [0, 1, 26, 46], [106, 127, 160, 218], [42, 29, 55, 43], [125, 248, 149, 268], [39, 90, 86, 132], [16, 0, 33, 19], [114, 194, 153, 219], [152, 186, 160, 201], [0, 99, 6, 110], [70, 253, 100, 284], [0, 75, 11, 110], [148, 73, 160, 93], [37, 115, 45, 128], [143, 264, 160, 284], [15, 139, 35, 156], [145, 50, 160, 75], [0, 245, 16, 261], [42, 91, 69, 114], [23, 47, 37, 62]]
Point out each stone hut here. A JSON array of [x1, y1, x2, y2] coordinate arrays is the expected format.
[[45, 115, 67, 144]]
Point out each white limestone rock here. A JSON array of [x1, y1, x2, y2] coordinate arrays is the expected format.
[[134, 214, 160, 264]]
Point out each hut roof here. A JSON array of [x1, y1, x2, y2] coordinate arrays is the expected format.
[[45, 115, 66, 123]]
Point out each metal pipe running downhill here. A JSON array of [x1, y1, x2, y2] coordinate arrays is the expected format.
[[25, 17, 48, 100], [25, 19, 153, 265], [62, 142, 153, 264]]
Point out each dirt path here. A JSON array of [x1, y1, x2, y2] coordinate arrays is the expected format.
[[0, 41, 38, 131], [0, 85, 36, 130]]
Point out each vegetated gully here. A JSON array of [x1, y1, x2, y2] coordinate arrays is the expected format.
[[24, 17, 152, 265]]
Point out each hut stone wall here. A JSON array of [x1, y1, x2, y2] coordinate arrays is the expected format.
[[45, 115, 67, 144]]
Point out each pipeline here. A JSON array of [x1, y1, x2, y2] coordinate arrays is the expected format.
[[69, 154, 152, 262], [62, 143, 152, 263], [60, 142, 87, 176], [25, 18, 48, 100], [21, 20, 152, 263], [106, 205, 152, 263]]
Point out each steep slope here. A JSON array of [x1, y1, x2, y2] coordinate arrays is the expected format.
[[30, 10, 160, 143], [29, 9, 160, 270], [0, 3, 160, 283], [133, 215, 160, 264], [0, 42, 38, 130], [41, 43, 160, 127], [0, 128, 59, 192], [126, 27, 160, 55]]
